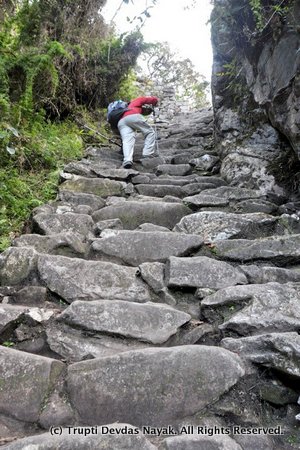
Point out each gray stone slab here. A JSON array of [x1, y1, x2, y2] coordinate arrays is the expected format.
[[92, 201, 192, 230], [201, 186, 261, 201], [139, 262, 165, 293], [3, 424, 157, 449], [239, 264, 300, 284], [156, 164, 192, 176], [135, 184, 185, 198], [201, 282, 300, 335], [59, 177, 126, 197], [13, 232, 88, 256], [58, 191, 106, 210], [166, 256, 247, 290], [67, 346, 244, 426], [91, 166, 139, 180], [182, 182, 217, 196], [46, 323, 149, 362], [0, 347, 64, 422], [58, 300, 191, 344], [91, 230, 203, 266], [183, 194, 229, 207], [213, 234, 300, 264], [0, 247, 38, 286], [37, 254, 151, 303], [174, 211, 280, 242], [33, 213, 94, 236], [222, 332, 300, 378]]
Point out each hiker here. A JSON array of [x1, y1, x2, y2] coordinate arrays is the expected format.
[[117, 96, 159, 169]]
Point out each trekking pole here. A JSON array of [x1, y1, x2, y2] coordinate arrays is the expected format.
[[80, 123, 122, 148], [153, 107, 159, 155]]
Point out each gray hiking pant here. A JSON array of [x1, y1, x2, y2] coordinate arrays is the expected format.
[[118, 114, 156, 165]]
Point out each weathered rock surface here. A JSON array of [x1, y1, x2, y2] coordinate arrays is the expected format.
[[139, 262, 165, 293], [212, 234, 300, 264], [33, 212, 94, 237], [156, 164, 192, 176], [160, 434, 242, 450], [58, 300, 191, 344], [67, 346, 244, 426], [13, 232, 88, 256], [91, 230, 203, 265], [0, 347, 64, 422], [2, 424, 157, 449], [92, 201, 191, 229], [59, 177, 126, 197], [58, 190, 106, 210], [239, 264, 300, 284], [135, 184, 185, 198], [37, 254, 151, 303], [201, 283, 300, 335], [0, 247, 38, 286], [166, 256, 247, 289], [0, 305, 27, 335], [222, 332, 300, 378], [174, 211, 281, 242]]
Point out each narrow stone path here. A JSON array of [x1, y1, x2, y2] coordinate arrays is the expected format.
[[0, 108, 299, 449]]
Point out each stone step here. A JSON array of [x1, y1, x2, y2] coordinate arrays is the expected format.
[[90, 230, 203, 265]]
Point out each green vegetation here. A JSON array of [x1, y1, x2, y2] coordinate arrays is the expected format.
[[0, 0, 145, 251]]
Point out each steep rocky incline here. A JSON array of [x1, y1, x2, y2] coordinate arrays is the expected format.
[[0, 106, 299, 449]]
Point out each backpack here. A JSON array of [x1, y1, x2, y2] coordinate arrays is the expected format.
[[107, 100, 129, 128]]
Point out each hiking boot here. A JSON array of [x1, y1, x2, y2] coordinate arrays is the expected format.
[[123, 161, 133, 169]]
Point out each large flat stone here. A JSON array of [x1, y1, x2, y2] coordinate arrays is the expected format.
[[222, 332, 300, 378], [59, 177, 126, 197], [58, 191, 105, 210], [239, 264, 300, 284], [46, 323, 149, 362], [166, 256, 247, 289], [156, 164, 192, 176], [201, 283, 300, 335], [37, 254, 151, 303], [67, 346, 244, 426], [174, 211, 280, 242], [92, 201, 191, 230], [58, 300, 191, 344], [135, 184, 185, 198], [3, 424, 157, 449], [13, 232, 88, 257], [91, 230, 203, 265], [183, 193, 229, 207], [33, 213, 94, 236], [0, 347, 64, 422], [213, 234, 300, 264]]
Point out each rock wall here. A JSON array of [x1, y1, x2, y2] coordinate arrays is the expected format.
[[211, 0, 300, 196]]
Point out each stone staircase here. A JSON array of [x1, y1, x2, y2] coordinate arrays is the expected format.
[[0, 108, 299, 449]]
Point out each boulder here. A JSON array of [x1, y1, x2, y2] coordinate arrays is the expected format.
[[174, 211, 280, 241], [201, 283, 300, 335], [67, 346, 244, 426], [222, 332, 300, 378], [91, 230, 203, 266], [166, 256, 247, 290], [58, 300, 191, 344], [189, 154, 220, 171], [92, 201, 191, 230], [59, 177, 126, 197], [0, 247, 38, 286], [0, 347, 64, 422], [213, 234, 300, 264], [37, 254, 151, 303]]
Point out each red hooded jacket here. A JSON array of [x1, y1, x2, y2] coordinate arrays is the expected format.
[[122, 96, 158, 118]]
